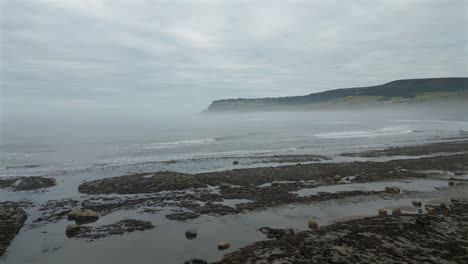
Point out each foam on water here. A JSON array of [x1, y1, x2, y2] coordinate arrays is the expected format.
[[313, 125, 414, 139]]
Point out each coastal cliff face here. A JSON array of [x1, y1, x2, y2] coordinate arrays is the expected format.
[[205, 77, 468, 112]]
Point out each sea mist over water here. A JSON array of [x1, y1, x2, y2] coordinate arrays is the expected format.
[[1, 103, 467, 177]]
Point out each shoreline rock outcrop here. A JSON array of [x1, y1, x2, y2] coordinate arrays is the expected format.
[[0, 205, 27, 256]]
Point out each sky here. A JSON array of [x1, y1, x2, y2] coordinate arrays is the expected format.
[[1, 0, 467, 118]]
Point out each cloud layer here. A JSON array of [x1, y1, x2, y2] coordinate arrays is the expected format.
[[2, 0, 467, 115]]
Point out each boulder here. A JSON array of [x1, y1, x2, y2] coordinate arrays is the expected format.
[[385, 186, 400, 194], [378, 209, 387, 216], [308, 219, 318, 229], [334, 175, 342, 182], [218, 241, 230, 250], [454, 171, 464, 176], [271, 180, 280, 187], [392, 208, 402, 216], [427, 208, 437, 215], [185, 228, 197, 239], [67, 210, 99, 224], [284, 226, 295, 237], [233, 161, 239, 165], [448, 181, 455, 186], [412, 200, 422, 207], [66, 224, 80, 238]]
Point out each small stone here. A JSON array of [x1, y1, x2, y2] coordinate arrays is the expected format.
[[412, 200, 422, 207], [219, 183, 232, 189], [333, 175, 342, 181], [218, 241, 230, 250], [308, 219, 318, 229], [448, 181, 455, 186], [378, 209, 387, 216], [417, 208, 423, 214], [284, 225, 295, 236], [233, 161, 239, 165], [66, 224, 80, 238], [392, 208, 401, 216], [67, 210, 99, 224], [385, 186, 400, 194], [185, 228, 197, 239], [271, 180, 280, 187], [427, 207, 437, 215], [454, 171, 464, 176]]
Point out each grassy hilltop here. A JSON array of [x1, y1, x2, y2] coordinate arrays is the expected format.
[[205, 77, 468, 112]]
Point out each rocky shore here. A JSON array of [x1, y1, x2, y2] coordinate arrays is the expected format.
[[0, 176, 55, 191], [216, 201, 468, 264], [2, 140, 467, 262], [0, 205, 27, 256], [71, 153, 468, 222]]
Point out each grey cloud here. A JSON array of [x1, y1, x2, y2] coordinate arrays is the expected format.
[[1, 0, 467, 116]]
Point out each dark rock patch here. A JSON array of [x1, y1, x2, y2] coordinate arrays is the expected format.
[[72, 219, 155, 240], [0, 176, 55, 191], [0, 205, 27, 256], [166, 212, 200, 221]]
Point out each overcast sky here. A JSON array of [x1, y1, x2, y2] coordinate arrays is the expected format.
[[1, 0, 467, 117]]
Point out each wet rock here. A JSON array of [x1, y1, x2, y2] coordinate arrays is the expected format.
[[454, 171, 464, 175], [333, 175, 342, 182], [66, 224, 80, 238], [185, 228, 197, 239], [412, 200, 422, 207], [271, 180, 280, 187], [218, 241, 230, 250], [259, 226, 295, 239], [417, 208, 423, 214], [0, 176, 55, 191], [385, 186, 400, 194], [391, 208, 402, 216], [449, 181, 455, 186], [67, 210, 99, 224], [308, 219, 318, 229], [166, 212, 200, 221], [233, 161, 239, 165], [378, 209, 387, 216], [427, 208, 437, 215], [0, 205, 27, 256], [74, 219, 155, 240], [185, 259, 208, 264], [219, 183, 232, 189], [284, 226, 295, 237], [193, 203, 238, 216]]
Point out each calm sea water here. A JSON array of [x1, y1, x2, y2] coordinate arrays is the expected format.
[[2, 107, 467, 178]]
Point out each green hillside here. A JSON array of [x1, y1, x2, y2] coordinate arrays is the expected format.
[[205, 77, 468, 112]]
